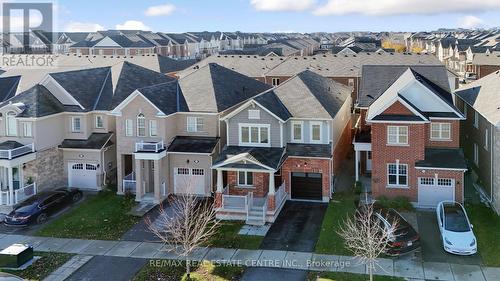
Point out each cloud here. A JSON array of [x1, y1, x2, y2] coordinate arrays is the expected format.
[[145, 3, 176, 16], [64, 21, 104, 32], [459, 15, 485, 29], [251, 0, 315, 12], [0, 9, 43, 32], [313, 0, 500, 16], [115, 20, 150, 31]]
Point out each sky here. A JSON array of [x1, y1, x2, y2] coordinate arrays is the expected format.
[[4, 0, 500, 33]]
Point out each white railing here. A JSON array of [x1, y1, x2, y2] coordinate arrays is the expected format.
[[0, 143, 35, 159], [275, 182, 287, 208], [14, 183, 36, 204], [123, 172, 136, 194], [0, 190, 9, 205], [135, 140, 164, 153], [262, 196, 268, 222], [222, 194, 247, 211]]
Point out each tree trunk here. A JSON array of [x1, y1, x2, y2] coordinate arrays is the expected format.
[[368, 263, 373, 281], [186, 256, 191, 279]]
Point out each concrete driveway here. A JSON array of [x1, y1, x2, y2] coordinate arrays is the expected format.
[[260, 201, 327, 252], [65, 256, 147, 281], [417, 211, 482, 265]]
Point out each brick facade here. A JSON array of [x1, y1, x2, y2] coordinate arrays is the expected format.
[[332, 119, 353, 174], [227, 171, 269, 198], [281, 157, 331, 201]]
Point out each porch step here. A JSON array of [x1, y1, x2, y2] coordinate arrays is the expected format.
[[246, 218, 265, 226], [248, 210, 263, 217]]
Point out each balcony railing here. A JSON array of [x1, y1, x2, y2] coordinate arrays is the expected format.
[[135, 140, 164, 153], [123, 172, 136, 194], [0, 143, 35, 160]]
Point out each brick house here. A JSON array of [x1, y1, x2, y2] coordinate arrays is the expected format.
[[353, 65, 467, 208], [214, 70, 352, 224]]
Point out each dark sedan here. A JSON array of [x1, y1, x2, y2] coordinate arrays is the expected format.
[[359, 205, 421, 256], [4, 188, 82, 226]]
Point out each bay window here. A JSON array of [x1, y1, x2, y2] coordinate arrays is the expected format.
[[239, 124, 270, 146], [387, 126, 408, 145], [387, 162, 408, 187]]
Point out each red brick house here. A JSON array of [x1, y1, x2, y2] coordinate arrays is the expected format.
[[353, 65, 467, 208]]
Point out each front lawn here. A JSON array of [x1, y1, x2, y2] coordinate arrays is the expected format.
[[206, 221, 263, 250], [133, 260, 244, 281], [1, 252, 73, 281], [315, 192, 357, 255], [35, 190, 140, 240], [309, 271, 404, 281], [466, 202, 500, 266]]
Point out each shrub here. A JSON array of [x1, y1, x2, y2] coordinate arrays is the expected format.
[[376, 196, 414, 211], [354, 181, 363, 195]]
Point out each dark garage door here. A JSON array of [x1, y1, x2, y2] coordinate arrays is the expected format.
[[291, 172, 322, 201]]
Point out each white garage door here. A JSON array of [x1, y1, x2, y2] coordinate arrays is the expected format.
[[68, 163, 98, 189], [174, 167, 206, 195], [418, 177, 455, 208]]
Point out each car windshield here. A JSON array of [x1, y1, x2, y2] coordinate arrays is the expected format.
[[444, 204, 470, 232], [15, 201, 38, 213]]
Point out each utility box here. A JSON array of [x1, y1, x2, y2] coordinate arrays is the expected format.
[[0, 244, 34, 268]]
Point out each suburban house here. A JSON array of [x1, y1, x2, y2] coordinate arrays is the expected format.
[[214, 70, 352, 225], [0, 61, 174, 211], [69, 34, 156, 56], [454, 71, 500, 214], [469, 53, 500, 79], [353, 65, 467, 208], [111, 63, 271, 204]]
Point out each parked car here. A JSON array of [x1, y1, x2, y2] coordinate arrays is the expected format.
[[358, 205, 421, 256], [4, 188, 82, 226], [436, 201, 477, 255]]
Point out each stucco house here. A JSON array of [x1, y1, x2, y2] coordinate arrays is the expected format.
[[454, 70, 500, 214], [353, 65, 467, 208]]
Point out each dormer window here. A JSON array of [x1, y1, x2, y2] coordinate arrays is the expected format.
[[6, 111, 17, 136], [137, 113, 146, 137]]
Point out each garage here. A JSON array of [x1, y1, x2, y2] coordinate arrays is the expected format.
[[418, 177, 455, 208], [290, 172, 323, 201], [174, 167, 206, 195], [68, 162, 98, 189]]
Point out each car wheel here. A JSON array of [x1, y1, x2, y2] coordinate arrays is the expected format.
[[72, 193, 82, 203], [36, 213, 48, 224]]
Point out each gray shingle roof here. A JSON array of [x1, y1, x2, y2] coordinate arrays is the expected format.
[[180, 63, 272, 113], [167, 136, 219, 154], [358, 65, 451, 107], [157, 56, 197, 74], [253, 90, 292, 121], [415, 148, 467, 170], [137, 81, 189, 116], [59, 133, 113, 149], [285, 143, 332, 158], [273, 70, 351, 119], [0, 75, 20, 102], [214, 146, 285, 170], [0, 84, 65, 117]]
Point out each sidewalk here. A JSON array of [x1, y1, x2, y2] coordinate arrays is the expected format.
[[1, 233, 499, 281]]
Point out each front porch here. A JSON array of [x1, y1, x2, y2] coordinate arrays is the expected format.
[[352, 128, 372, 182]]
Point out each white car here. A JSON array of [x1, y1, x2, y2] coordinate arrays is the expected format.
[[436, 201, 477, 255]]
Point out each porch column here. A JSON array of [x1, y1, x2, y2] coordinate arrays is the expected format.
[[134, 158, 142, 202], [215, 169, 223, 208], [355, 150, 360, 182], [7, 167, 14, 205], [153, 160, 161, 203], [267, 171, 276, 211]]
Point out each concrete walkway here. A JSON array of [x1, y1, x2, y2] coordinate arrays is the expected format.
[[43, 255, 93, 281], [1, 233, 499, 281]]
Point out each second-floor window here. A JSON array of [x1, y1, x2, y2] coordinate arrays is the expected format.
[[125, 119, 133, 136], [473, 143, 479, 166], [187, 116, 203, 132], [149, 120, 158, 137], [71, 117, 81, 133], [473, 111, 479, 128], [291, 121, 303, 142], [310, 121, 322, 143], [22, 122, 32, 137], [387, 126, 408, 145], [95, 115, 104, 129], [387, 162, 408, 187], [430, 123, 451, 140], [137, 114, 146, 137], [485, 129, 489, 150], [239, 124, 269, 146], [6, 111, 17, 136]]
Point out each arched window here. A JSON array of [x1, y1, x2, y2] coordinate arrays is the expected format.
[[6, 111, 17, 136], [137, 113, 146, 137]]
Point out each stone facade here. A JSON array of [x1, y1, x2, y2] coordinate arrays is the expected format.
[[24, 147, 65, 191]]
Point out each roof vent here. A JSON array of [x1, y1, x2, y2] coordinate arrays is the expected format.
[[367, 94, 375, 100], [366, 53, 371, 55], [390, 52, 394, 55], [323, 55, 327, 57]]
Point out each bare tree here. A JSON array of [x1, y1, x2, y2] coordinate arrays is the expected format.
[[337, 203, 398, 281], [146, 184, 220, 278]]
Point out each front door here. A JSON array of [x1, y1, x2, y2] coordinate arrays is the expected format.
[[366, 151, 372, 172]]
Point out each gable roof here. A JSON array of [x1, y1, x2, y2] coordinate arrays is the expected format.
[[454, 70, 500, 125], [358, 65, 451, 108], [0, 76, 20, 102], [253, 90, 292, 121], [179, 63, 272, 113], [273, 70, 351, 119], [0, 84, 65, 117], [135, 81, 189, 116]]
